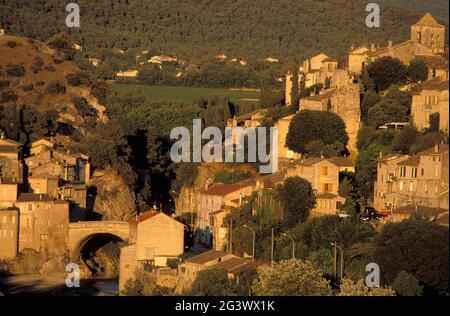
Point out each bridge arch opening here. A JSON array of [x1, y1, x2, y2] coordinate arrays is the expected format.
[[73, 233, 125, 278]]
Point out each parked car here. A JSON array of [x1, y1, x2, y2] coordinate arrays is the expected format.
[[359, 213, 372, 222], [337, 211, 351, 219]]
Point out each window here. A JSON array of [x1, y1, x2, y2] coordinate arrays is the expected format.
[[421, 169, 425, 176], [322, 183, 333, 192], [400, 181, 404, 191], [412, 168, 418, 178], [435, 166, 440, 177], [409, 182, 413, 192], [425, 112, 430, 123], [322, 166, 328, 176]]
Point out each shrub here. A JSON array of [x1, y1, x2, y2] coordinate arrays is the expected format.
[[0, 80, 10, 89], [66, 72, 91, 87], [46, 81, 66, 95], [21, 84, 34, 92], [6, 64, 25, 77]]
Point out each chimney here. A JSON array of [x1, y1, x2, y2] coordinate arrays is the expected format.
[[434, 144, 439, 153], [371, 43, 376, 51], [388, 40, 393, 48], [0, 131, 5, 140], [239, 193, 242, 206], [379, 151, 383, 159]]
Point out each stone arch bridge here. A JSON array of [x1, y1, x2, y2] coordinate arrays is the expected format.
[[68, 221, 130, 260]]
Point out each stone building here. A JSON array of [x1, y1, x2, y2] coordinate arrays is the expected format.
[[411, 76, 449, 134], [286, 157, 347, 216], [349, 13, 446, 75], [299, 69, 361, 155], [177, 250, 258, 293], [374, 144, 449, 212], [0, 133, 24, 183], [275, 114, 299, 161], [0, 207, 19, 259], [119, 211, 185, 291], [196, 181, 255, 246], [26, 143, 90, 184], [285, 53, 338, 106], [15, 193, 70, 256]]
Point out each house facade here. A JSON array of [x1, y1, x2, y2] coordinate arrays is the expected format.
[[286, 157, 346, 216], [374, 144, 449, 212], [411, 76, 449, 134]]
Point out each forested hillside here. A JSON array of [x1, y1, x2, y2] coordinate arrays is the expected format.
[[382, 0, 449, 19], [1, 0, 447, 62]]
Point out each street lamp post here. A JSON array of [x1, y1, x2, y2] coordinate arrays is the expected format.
[[282, 232, 295, 259], [243, 224, 256, 260], [331, 242, 344, 281]]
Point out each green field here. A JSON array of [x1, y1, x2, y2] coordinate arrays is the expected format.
[[109, 84, 261, 106]]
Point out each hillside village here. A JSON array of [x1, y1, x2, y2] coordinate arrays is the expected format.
[[0, 12, 449, 297]]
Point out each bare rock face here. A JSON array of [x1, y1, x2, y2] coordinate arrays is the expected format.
[[90, 168, 136, 221], [39, 257, 65, 275], [8, 249, 46, 274]]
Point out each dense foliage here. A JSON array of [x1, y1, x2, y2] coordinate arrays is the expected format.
[[286, 110, 349, 155], [373, 218, 449, 295]]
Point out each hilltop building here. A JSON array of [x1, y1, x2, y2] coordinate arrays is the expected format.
[[349, 13, 447, 76]]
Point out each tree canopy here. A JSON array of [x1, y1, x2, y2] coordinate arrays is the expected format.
[[286, 110, 348, 155]]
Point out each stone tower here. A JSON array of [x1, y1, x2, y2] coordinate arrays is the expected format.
[[330, 70, 361, 157], [411, 13, 445, 54]]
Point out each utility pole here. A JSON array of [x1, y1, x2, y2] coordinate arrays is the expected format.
[[333, 242, 337, 278], [230, 218, 233, 254], [243, 225, 256, 260], [271, 228, 274, 268]]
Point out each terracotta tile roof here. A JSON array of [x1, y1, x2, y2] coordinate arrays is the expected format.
[[210, 256, 252, 272], [377, 153, 406, 162], [185, 250, 227, 265], [200, 182, 252, 197], [419, 55, 449, 70], [0, 178, 20, 184], [29, 173, 59, 180], [228, 261, 261, 275], [412, 13, 445, 28], [322, 57, 338, 62], [0, 145, 19, 153], [316, 192, 339, 199], [288, 157, 325, 167], [398, 155, 420, 166], [328, 157, 354, 167], [411, 77, 449, 94], [418, 144, 449, 156], [0, 138, 21, 147], [130, 210, 186, 226], [17, 193, 54, 202]]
